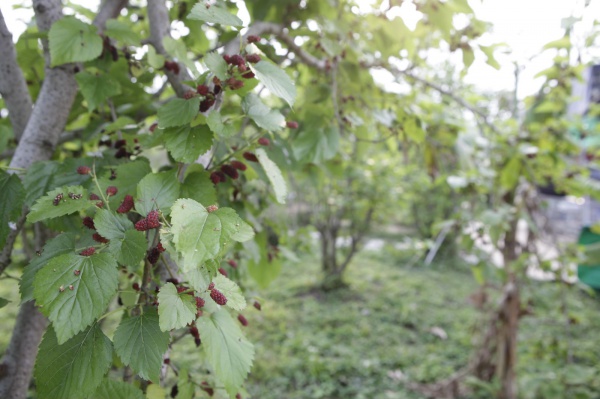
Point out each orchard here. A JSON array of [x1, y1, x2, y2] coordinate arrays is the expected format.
[[1, 0, 599, 398]]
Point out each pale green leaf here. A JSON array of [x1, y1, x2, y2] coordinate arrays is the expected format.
[[147, 45, 165, 69], [104, 19, 141, 46], [197, 311, 254, 396], [94, 209, 133, 240], [49, 16, 103, 66], [75, 71, 122, 111], [136, 171, 181, 216], [91, 379, 146, 399], [157, 98, 201, 129], [113, 308, 170, 383], [145, 384, 167, 399], [33, 252, 119, 343], [242, 93, 284, 131], [0, 297, 9, 308], [35, 324, 112, 399], [180, 171, 217, 206], [157, 283, 197, 331], [250, 61, 296, 107], [500, 156, 522, 190], [187, 1, 243, 27], [170, 199, 247, 271], [163, 124, 214, 163], [109, 229, 147, 267], [212, 274, 246, 310], [230, 220, 254, 242], [27, 186, 94, 223], [255, 148, 287, 204], [207, 110, 237, 137], [204, 51, 229, 80]]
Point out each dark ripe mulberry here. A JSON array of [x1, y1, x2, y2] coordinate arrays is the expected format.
[[157, 242, 166, 252], [80, 247, 96, 256], [200, 382, 214, 397], [258, 137, 270, 146], [286, 121, 299, 129], [231, 161, 247, 171], [247, 35, 261, 43], [89, 193, 100, 201], [163, 358, 171, 365], [92, 233, 109, 244], [210, 288, 227, 305], [166, 278, 179, 285], [194, 337, 202, 347], [220, 164, 239, 179], [213, 84, 222, 95], [222, 54, 231, 64], [199, 98, 216, 112], [106, 186, 118, 196], [197, 84, 209, 96], [210, 171, 222, 185], [218, 267, 228, 277], [229, 54, 245, 67], [82, 216, 95, 230], [132, 282, 140, 291], [189, 326, 199, 338], [253, 301, 261, 311], [149, 122, 158, 132], [114, 139, 126, 149], [195, 296, 205, 308], [170, 384, 179, 399], [245, 54, 261, 64], [236, 394, 242, 399], [77, 166, 91, 175], [147, 247, 160, 264], [146, 210, 161, 229], [242, 71, 255, 79], [117, 194, 134, 213], [237, 314, 248, 326], [115, 147, 129, 159], [243, 152, 258, 162]]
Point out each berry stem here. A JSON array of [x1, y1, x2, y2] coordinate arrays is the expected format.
[[92, 161, 111, 211]]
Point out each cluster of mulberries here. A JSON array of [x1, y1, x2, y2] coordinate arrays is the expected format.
[[135, 210, 161, 231]]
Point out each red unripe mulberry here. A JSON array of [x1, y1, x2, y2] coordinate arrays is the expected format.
[[286, 121, 299, 129], [106, 186, 118, 196], [258, 137, 270, 146], [117, 194, 134, 213], [247, 35, 261, 43], [243, 152, 258, 162], [227, 259, 238, 268], [220, 164, 239, 179], [218, 267, 228, 277], [146, 210, 161, 228], [92, 233, 109, 244], [80, 247, 96, 256], [254, 301, 262, 311], [77, 166, 91, 175], [134, 219, 149, 231], [245, 54, 261, 64], [242, 71, 255, 79], [210, 288, 227, 305], [208, 282, 215, 290], [89, 193, 100, 201], [229, 54, 245, 67], [231, 161, 247, 171], [82, 216, 95, 230], [132, 282, 140, 291], [197, 84, 209, 96], [237, 314, 248, 326], [195, 296, 205, 308], [200, 382, 214, 397]]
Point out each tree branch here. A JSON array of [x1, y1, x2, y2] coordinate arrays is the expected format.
[[93, 0, 128, 33], [0, 9, 33, 141]]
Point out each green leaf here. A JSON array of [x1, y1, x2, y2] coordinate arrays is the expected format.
[[204, 51, 229, 80], [250, 61, 296, 107], [403, 117, 425, 143], [212, 275, 246, 310], [197, 311, 254, 396], [0, 171, 24, 249], [49, 16, 103, 66], [230, 221, 255, 242], [246, 232, 282, 288], [184, 265, 215, 292], [23, 161, 60, 207], [180, 171, 217, 206], [146, 384, 168, 399], [187, 1, 243, 27], [75, 71, 122, 111], [462, 46, 474, 70], [175, 369, 195, 399], [500, 156, 522, 190], [109, 229, 147, 267], [104, 19, 141, 46], [35, 323, 113, 399], [170, 199, 248, 271], [157, 282, 197, 331], [0, 297, 9, 308], [33, 252, 119, 344], [163, 124, 214, 163], [480, 45, 500, 70], [292, 125, 340, 164], [242, 93, 284, 131], [207, 110, 237, 137], [147, 45, 165, 69], [27, 186, 94, 223], [94, 209, 133, 240], [91, 379, 146, 399], [158, 98, 201, 129], [97, 159, 152, 204], [136, 171, 181, 216], [255, 148, 287, 204], [20, 233, 77, 302], [113, 308, 170, 383]]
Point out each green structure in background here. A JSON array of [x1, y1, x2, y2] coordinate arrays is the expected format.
[[578, 226, 600, 290]]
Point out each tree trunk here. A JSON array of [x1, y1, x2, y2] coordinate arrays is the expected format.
[[319, 228, 346, 291]]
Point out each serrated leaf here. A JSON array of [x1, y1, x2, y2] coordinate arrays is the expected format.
[[104, 19, 141, 46], [212, 274, 246, 310], [180, 171, 217, 206], [113, 308, 170, 383], [0, 171, 24, 249], [136, 171, 180, 216], [91, 379, 145, 399], [109, 229, 147, 267], [20, 233, 77, 302], [35, 323, 112, 399], [33, 252, 119, 343], [207, 110, 237, 137], [187, 1, 243, 27], [204, 51, 229, 80], [255, 148, 287, 204], [242, 93, 284, 131], [230, 220, 254, 242], [97, 159, 152, 204], [197, 311, 254, 396], [27, 186, 94, 223], [0, 297, 9, 308], [75, 71, 122, 111], [250, 61, 296, 107], [163, 124, 214, 163], [23, 161, 60, 207], [158, 98, 201, 129], [49, 16, 103, 66], [170, 199, 247, 271], [94, 209, 133, 240], [184, 265, 215, 292], [157, 282, 197, 331]]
